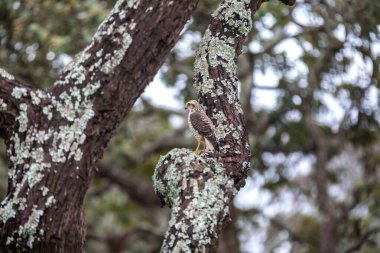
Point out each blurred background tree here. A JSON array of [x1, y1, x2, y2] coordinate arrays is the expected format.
[[0, 0, 379, 252]]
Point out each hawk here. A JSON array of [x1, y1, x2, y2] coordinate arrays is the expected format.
[[185, 100, 218, 154]]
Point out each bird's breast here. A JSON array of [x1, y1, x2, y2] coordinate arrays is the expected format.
[[188, 112, 201, 140]]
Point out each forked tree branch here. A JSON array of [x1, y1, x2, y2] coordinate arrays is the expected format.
[[0, 0, 199, 252], [153, 0, 295, 251]]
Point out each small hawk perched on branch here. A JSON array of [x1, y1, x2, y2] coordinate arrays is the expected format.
[[185, 100, 219, 154]]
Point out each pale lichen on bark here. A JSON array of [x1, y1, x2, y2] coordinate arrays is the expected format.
[[0, 98, 7, 110], [0, 68, 15, 81], [153, 149, 235, 252], [153, 1, 257, 251], [1, 0, 201, 250], [18, 208, 44, 249], [153, 0, 296, 249], [194, 0, 253, 156], [0, 0, 140, 249]]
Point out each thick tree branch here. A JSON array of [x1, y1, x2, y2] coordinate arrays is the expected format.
[[97, 164, 160, 207], [45, 0, 200, 164], [0, 0, 199, 252], [279, 0, 296, 5], [217, 205, 240, 253], [343, 227, 380, 253], [87, 227, 163, 253], [153, 0, 296, 252], [154, 149, 234, 251]]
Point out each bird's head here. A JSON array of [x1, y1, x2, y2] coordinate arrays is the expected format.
[[185, 100, 201, 111]]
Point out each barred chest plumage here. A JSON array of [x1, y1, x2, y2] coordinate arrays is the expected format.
[[188, 109, 202, 141]]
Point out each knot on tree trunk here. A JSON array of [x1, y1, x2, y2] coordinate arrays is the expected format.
[[153, 148, 236, 252]]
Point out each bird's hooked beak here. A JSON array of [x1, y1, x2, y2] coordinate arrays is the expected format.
[[185, 102, 189, 110]]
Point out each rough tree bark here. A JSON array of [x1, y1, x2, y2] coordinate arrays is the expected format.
[[0, 0, 199, 252], [153, 0, 295, 252]]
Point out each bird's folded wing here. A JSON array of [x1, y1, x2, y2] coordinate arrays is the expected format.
[[190, 111, 215, 138]]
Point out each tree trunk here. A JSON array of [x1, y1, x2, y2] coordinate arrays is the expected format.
[[315, 147, 338, 253], [153, 0, 295, 252], [217, 205, 241, 253], [0, 0, 198, 252]]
